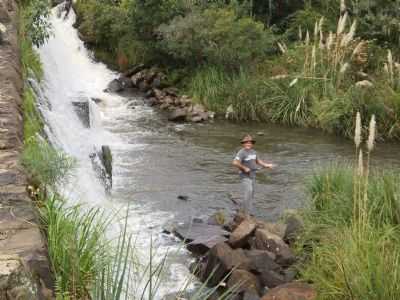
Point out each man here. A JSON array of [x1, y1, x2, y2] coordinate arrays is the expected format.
[[232, 134, 275, 215]]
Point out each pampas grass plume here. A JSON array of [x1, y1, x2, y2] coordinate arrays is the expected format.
[[355, 111, 362, 148], [367, 115, 376, 152], [358, 149, 364, 176]]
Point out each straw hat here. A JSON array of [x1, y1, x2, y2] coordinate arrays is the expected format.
[[240, 134, 256, 144]]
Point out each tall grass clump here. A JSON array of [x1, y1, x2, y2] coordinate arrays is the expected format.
[[297, 112, 400, 299]]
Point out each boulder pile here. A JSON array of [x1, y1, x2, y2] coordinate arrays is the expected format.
[[168, 213, 316, 300], [105, 65, 214, 123]]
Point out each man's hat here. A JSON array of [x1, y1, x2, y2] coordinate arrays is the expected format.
[[240, 134, 256, 144]]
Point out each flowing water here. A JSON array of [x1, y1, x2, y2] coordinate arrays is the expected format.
[[36, 7, 400, 299]]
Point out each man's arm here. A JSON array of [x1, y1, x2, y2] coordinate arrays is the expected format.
[[256, 158, 275, 169], [232, 159, 251, 174]]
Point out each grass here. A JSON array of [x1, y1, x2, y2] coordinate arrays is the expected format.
[[296, 113, 400, 299]]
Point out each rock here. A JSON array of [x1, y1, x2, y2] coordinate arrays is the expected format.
[[173, 223, 229, 244], [123, 64, 146, 77], [284, 215, 304, 244], [105, 78, 124, 93], [245, 250, 279, 272], [0, 255, 37, 299], [257, 222, 287, 240], [260, 270, 286, 288], [0, 2, 10, 23], [0, 22, 6, 44], [229, 219, 256, 248], [91, 97, 103, 104], [227, 269, 261, 295], [164, 87, 179, 97], [188, 112, 209, 123], [154, 88, 165, 100], [227, 212, 248, 232], [202, 243, 251, 286], [72, 100, 90, 128], [118, 76, 134, 89], [256, 132, 265, 136], [151, 76, 162, 88], [145, 89, 155, 98], [138, 80, 151, 92], [243, 291, 261, 300], [254, 229, 295, 267], [177, 195, 189, 201], [261, 282, 316, 300], [131, 71, 145, 86], [160, 103, 170, 110], [100, 145, 112, 181], [187, 235, 228, 255], [168, 108, 187, 122], [146, 97, 159, 107], [190, 103, 206, 116]]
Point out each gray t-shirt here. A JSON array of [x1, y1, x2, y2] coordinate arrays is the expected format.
[[234, 148, 258, 178]]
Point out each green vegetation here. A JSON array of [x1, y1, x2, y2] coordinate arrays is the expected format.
[[296, 113, 400, 299], [72, 0, 400, 140]]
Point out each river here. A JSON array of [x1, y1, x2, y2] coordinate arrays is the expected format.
[[36, 7, 400, 299]]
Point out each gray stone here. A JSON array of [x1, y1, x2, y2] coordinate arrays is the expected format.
[[187, 235, 228, 255], [227, 269, 261, 295], [168, 108, 187, 122], [100, 145, 112, 181], [105, 78, 124, 93], [118, 76, 133, 89], [284, 215, 304, 244], [229, 219, 256, 248]]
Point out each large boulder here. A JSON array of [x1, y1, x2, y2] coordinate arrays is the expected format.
[[261, 282, 316, 300], [227, 269, 262, 296], [257, 222, 287, 240], [123, 64, 146, 77], [105, 79, 123, 93], [202, 243, 251, 287], [254, 229, 295, 267], [229, 219, 256, 248]]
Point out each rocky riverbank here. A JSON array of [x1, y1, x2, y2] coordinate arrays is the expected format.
[[0, 1, 53, 299], [105, 65, 214, 123], [167, 212, 316, 300]]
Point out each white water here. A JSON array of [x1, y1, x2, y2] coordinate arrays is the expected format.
[[37, 8, 192, 299]]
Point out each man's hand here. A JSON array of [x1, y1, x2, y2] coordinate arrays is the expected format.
[[264, 163, 276, 169], [243, 166, 251, 174]]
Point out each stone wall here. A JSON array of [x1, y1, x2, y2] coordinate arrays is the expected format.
[[0, 1, 53, 299]]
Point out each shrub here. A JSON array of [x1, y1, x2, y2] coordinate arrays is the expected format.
[[158, 7, 275, 68], [22, 0, 51, 47]]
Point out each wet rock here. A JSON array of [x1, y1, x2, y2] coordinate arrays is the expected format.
[[168, 108, 187, 122], [173, 222, 229, 244], [72, 100, 90, 128], [187, 235, 228, 255], [138, 80, 151, 92], [202, 242, 251, 287], [145, 89, 155, 98], [229, 219, 256, 248], [254, 229, 295, 267], [284, 214, 304, 244], [188, 112, 209, 123], [105, 78, 124, 93], [146, 97, 159, 107], [118, 76, 134, 89], [100, 145, 112, 182], [91, 97, 103, 104], [260, 282, 317, 300], [0, 255, 37, 299], [177, 195, 189, 201], [227, 269, 261, 295]]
